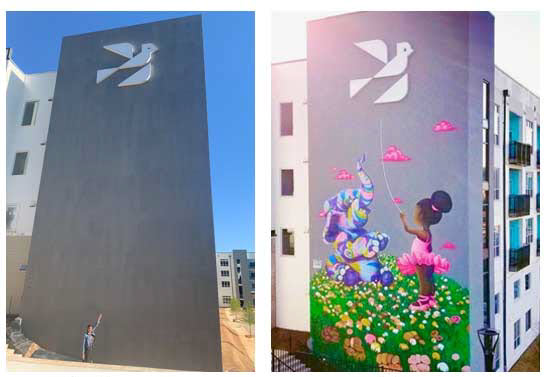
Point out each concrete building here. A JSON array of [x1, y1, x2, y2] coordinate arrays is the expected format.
[[216, 250, 255, 308], [272, 12, 539, 372], [7, 16, 222, 371], [6, 52, 56, 315]]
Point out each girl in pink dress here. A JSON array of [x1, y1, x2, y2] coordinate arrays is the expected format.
[[397, 191, 452, 311]]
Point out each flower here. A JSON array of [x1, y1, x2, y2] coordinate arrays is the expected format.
[[321, 326, 340, 343], [377, 337, 385, 344], [376, 353, 403, 371], [409, 338, 417, 346], [461, 365, 471, 372], [371, 342, 381, 352], [365, 334, 376, 344], [451, 315, 461, 324], [408, 354, 430, 372], [452, 353, 460, 361], [399, 343, 409, 350], [432, 352, 440, 360], [343, 337, 365, 361], [437, 362, 449, 372]]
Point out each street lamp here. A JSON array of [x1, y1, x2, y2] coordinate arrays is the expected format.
[[477, 328, 500, 372]]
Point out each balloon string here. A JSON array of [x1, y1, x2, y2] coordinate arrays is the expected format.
[[380, 120, 402, 213]]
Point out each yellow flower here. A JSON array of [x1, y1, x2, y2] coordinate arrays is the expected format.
[[399, 343, 409, 351], [419, 324, 425, 329], [432, 321, 438, 328], [432, 352, 441, 360], [371, 342, 381, 352]]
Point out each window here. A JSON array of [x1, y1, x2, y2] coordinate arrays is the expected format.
[[249, 272, 255, 279], [281, 169, 294, 196], [220, 270, 229, 277], [6, 205, 17, 232], [526, 119, 534, 145], [526, 173, 534, 197], [19, 264, 28, 271], [494, 104, 500, 145], [221, 281, 230, 288], [514, 280, 520, 299], [12, 152, 28, 175], [494, 293, 499, 314], [525, 309, 532, 331], [525, 273, 531, 290], [526, 218, 533, 244], [222, 296, 231, 305], [249, 261, 255, 269], [220, 259, 229, 267], [280, 102, 293, 136], [21, 100, 38, 126], [514, 319, 521, 349], [482, 81, 490, 122], [494, 225, 500, 257], [282, 228, 295, 256], [494, 168, 500, 200], [251, 283, 255, 290]]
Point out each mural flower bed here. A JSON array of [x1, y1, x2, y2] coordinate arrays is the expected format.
[[310, 255, 470, 372]]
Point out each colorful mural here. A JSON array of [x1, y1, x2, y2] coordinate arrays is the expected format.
[[311, 155, 471, 371]]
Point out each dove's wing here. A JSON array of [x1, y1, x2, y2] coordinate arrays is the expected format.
[[354, 40, 388, 64], [119, 50, 153, 70], [103, 43, 134, 59], [118, 63, 152, 87], [374, 73, 408, 104], [373, 53, 408, 78]]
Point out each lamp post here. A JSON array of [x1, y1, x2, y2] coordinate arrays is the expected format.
[[477, 328, 500, 371]]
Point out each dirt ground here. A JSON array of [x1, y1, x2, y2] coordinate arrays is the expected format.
[[219, 308, 255, 371], [510, 336, 540, 372]]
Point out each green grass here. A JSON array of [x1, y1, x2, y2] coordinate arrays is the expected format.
[[310, 255, 470, 372]]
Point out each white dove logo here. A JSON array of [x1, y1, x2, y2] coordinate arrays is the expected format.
[[96, 43, 159, 87], [349, 39, 414, 104]]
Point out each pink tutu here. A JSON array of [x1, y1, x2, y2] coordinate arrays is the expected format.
[[397, 250, 450, 275]]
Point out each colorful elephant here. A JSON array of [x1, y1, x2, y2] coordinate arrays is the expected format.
[[321, 154, 393, 286]]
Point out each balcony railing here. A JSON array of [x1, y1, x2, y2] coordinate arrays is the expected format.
[[509, 141, 532, 166], [509, 244, 531, 272], [509, 194, 530, 217], [537, 239, 540, 257], [537, 193, 540, 212]]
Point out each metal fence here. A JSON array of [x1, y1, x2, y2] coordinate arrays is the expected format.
[[272, 348, 402, 372]]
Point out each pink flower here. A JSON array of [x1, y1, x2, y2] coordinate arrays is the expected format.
[[365, 333, 376, 344], [451, 315, 461, 324], [393, 197, 403, 204], [408, 354, 430, 372], [461, 365, 471, 372]]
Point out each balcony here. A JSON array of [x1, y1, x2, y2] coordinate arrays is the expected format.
[[508, 141, 532, 166], [509, 194, 530, 217], [509, 244, 531, 272], [537, 193, 540, 212], [537, 239, 540, 257]]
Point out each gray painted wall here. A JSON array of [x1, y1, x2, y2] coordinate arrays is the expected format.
[[307, 12, 493, 370], [20, 16, 222, 371]]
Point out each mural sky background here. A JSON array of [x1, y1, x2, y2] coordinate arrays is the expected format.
[[7, 11, 255, 254]]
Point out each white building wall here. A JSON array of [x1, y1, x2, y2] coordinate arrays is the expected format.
[[6, 64, 56, 236], [271, 60, 310, 332], [492, 67, 540, 371]]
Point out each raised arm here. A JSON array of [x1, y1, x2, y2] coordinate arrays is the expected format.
[[93, 313, 103, 331], [399, 213, 428, 240]]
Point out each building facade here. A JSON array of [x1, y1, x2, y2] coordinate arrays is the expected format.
[[6, 55, 56, 315], [272, 12, 539, 372], [216, 250, 255, 308], [8, 16, 222, 371]]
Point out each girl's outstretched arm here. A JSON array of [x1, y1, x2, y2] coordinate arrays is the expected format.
[[399, 213, 429, 239], [93, 313, 102, 331]]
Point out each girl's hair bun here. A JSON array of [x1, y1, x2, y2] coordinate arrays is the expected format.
[[431, 190, 452, 214]]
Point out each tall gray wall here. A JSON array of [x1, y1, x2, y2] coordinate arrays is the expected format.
[[307, 12, 493, 370], [20, 15, 222, 371]]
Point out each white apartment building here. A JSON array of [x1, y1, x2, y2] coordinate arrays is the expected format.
[[6, 52, 56, 314], [272, 61, 540, 371], [216, 250, 255, 308], [491, 67, 540, 371]]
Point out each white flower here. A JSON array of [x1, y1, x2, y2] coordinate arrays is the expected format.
[[437, 343, 445, 351], [437, 362, 449, 372], [409, 338, 417, 345]]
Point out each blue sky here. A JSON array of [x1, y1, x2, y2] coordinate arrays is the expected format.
[[7, 11, 255, 253]]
